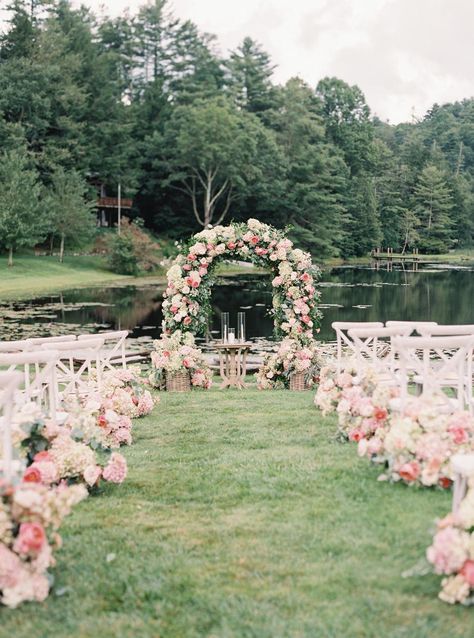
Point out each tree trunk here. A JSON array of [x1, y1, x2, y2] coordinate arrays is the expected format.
[[7, 246, 13, 267], [59, 233, 65, 263], [49, 234, 54, 256]]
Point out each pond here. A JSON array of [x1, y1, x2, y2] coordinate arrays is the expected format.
[[0, 262, 473, 346]]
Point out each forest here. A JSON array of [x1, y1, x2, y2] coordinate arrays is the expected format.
[[0, 0, 473, 262]]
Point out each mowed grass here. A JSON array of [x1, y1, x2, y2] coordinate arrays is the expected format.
[[0, 255, 133, 300], [1, 388, 472, 638]]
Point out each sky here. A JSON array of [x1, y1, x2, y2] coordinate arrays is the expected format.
[[16, 0, 474, 123]]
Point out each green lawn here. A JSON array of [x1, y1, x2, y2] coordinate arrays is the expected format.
[[0, 255, 153, 300], [1, 387, 471, 638]]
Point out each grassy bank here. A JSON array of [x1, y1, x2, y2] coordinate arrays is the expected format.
[[1, 387, 470, 638], [0, 255, 164, 301]]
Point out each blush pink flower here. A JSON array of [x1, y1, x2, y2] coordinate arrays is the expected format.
[[460, 560, 474, 586], [398, 461, 421, 483], [13, 523, 46, 556], [102, 453, 128, 484]]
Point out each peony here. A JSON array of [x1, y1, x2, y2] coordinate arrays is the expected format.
[[398, 461, 421, 483], [427, 527, 470, 574], [460, 559, 474, 586], [13, 522, 47, 556]]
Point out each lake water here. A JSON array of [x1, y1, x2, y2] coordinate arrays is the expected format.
[[1, 262, 473, 345]]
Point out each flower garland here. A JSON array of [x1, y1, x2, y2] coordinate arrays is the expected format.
[[162, 219, 321, 343], [256, 338, 322, 389], [149, 330, 213, 390]]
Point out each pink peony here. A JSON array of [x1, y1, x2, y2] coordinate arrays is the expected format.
[[427, 527, 470, 574], [102, 453, 128, 484], [13, 523, 46, 556], [0, 544, 22, 589]]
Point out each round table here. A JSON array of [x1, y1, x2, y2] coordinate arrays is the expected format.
[[210, 342, 253, 389]]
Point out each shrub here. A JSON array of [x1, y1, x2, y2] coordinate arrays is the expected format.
[[107, 218, 161, 274]]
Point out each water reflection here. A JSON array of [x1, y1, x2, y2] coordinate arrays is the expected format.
[[0, 264, 472, 343]]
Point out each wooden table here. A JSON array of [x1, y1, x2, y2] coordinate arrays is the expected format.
[[211, 342, 253, 389]]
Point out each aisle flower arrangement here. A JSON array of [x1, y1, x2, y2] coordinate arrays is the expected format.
[[162, 219, 321, 344], [358, 400, 474, 488], [426, 483, 474, 604], [314, 362, 396, 442], [16, 404, 128, 489], [0, 478, 87, 608], [150, 330, 212, 390], [97, 367, 155, 418], [256, 338, 321, 389]]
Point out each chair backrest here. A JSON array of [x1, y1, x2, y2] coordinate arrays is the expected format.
[[26, 335, 77, 347], [78, 330, 129, 371], [0, 351, 59, 421], [40, 339, 104, 398], [385, 321, 438, 335], [348, 326, 412, 373], [392, 334, 474, 412], [331, 322, 384, 372], [0, 371, 23, 481], [417, 324, 474, 337], [0, 339, 32, 353]]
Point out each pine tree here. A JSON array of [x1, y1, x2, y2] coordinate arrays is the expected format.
[[225, 37, 276, 115], [414, 165, 454, 253]]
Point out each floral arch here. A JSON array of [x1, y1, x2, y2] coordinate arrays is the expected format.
[[162, 219, 321, 344]]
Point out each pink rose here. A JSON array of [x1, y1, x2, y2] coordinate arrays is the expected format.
[[449, 425, 469, 445], [398, 461, 421, 482], [348, 428, 364, 442], [22, 466, 42, 484], [183, 317, 192, 326], [14, 522, 46, 556]]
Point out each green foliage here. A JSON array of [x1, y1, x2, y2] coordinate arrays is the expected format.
[[107, 232, 138, 275], [0, 148, 44, 265], [107, 217, 161, 275], [45, 166, 96, 261], [0, 0, 473, 260]]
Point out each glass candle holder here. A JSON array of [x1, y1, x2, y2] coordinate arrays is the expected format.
[[228, 328, 236, 344], [237, 312, 246, 343], [221, 312, 229, 343]]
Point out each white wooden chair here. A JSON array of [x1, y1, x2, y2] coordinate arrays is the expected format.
[[347, 325, 412, 382], [0, 339, 32, 353], [451, 453, 474, 512], [0, 371, 23, 481], [391, 334, 474, 413], [40, 338, 104, 399], [26, 335, 77, 347], [416, 324, 474, 337], [78, 330, 129, 372], [0, 351, 59, 421], [331, 322, 384, 372], [385, 321, 438, 335]]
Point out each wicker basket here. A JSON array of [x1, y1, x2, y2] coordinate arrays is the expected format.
[[166, 371, 191, 392], [289, 372, 307, 391]]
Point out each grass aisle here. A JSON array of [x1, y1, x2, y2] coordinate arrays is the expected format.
[[1, 389, 471, 637]]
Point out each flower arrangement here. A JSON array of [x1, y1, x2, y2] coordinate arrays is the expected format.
[[358, 399, 474, 488], [98, 367, 155, 418], [256, 338, 321, 389], [314, 362, 396, 442], [0, 478, 87, 608], [15, 404, 128, 490], [162, 220, 321, 343], [150, 330, 212, 390], [426, 482, 474, 604]]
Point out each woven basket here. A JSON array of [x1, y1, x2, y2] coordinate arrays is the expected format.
[[289, 372, 307, 391], [166, 371, 191, 392]]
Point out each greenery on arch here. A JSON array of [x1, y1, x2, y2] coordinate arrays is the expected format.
[[162, 219, 321, 343]]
